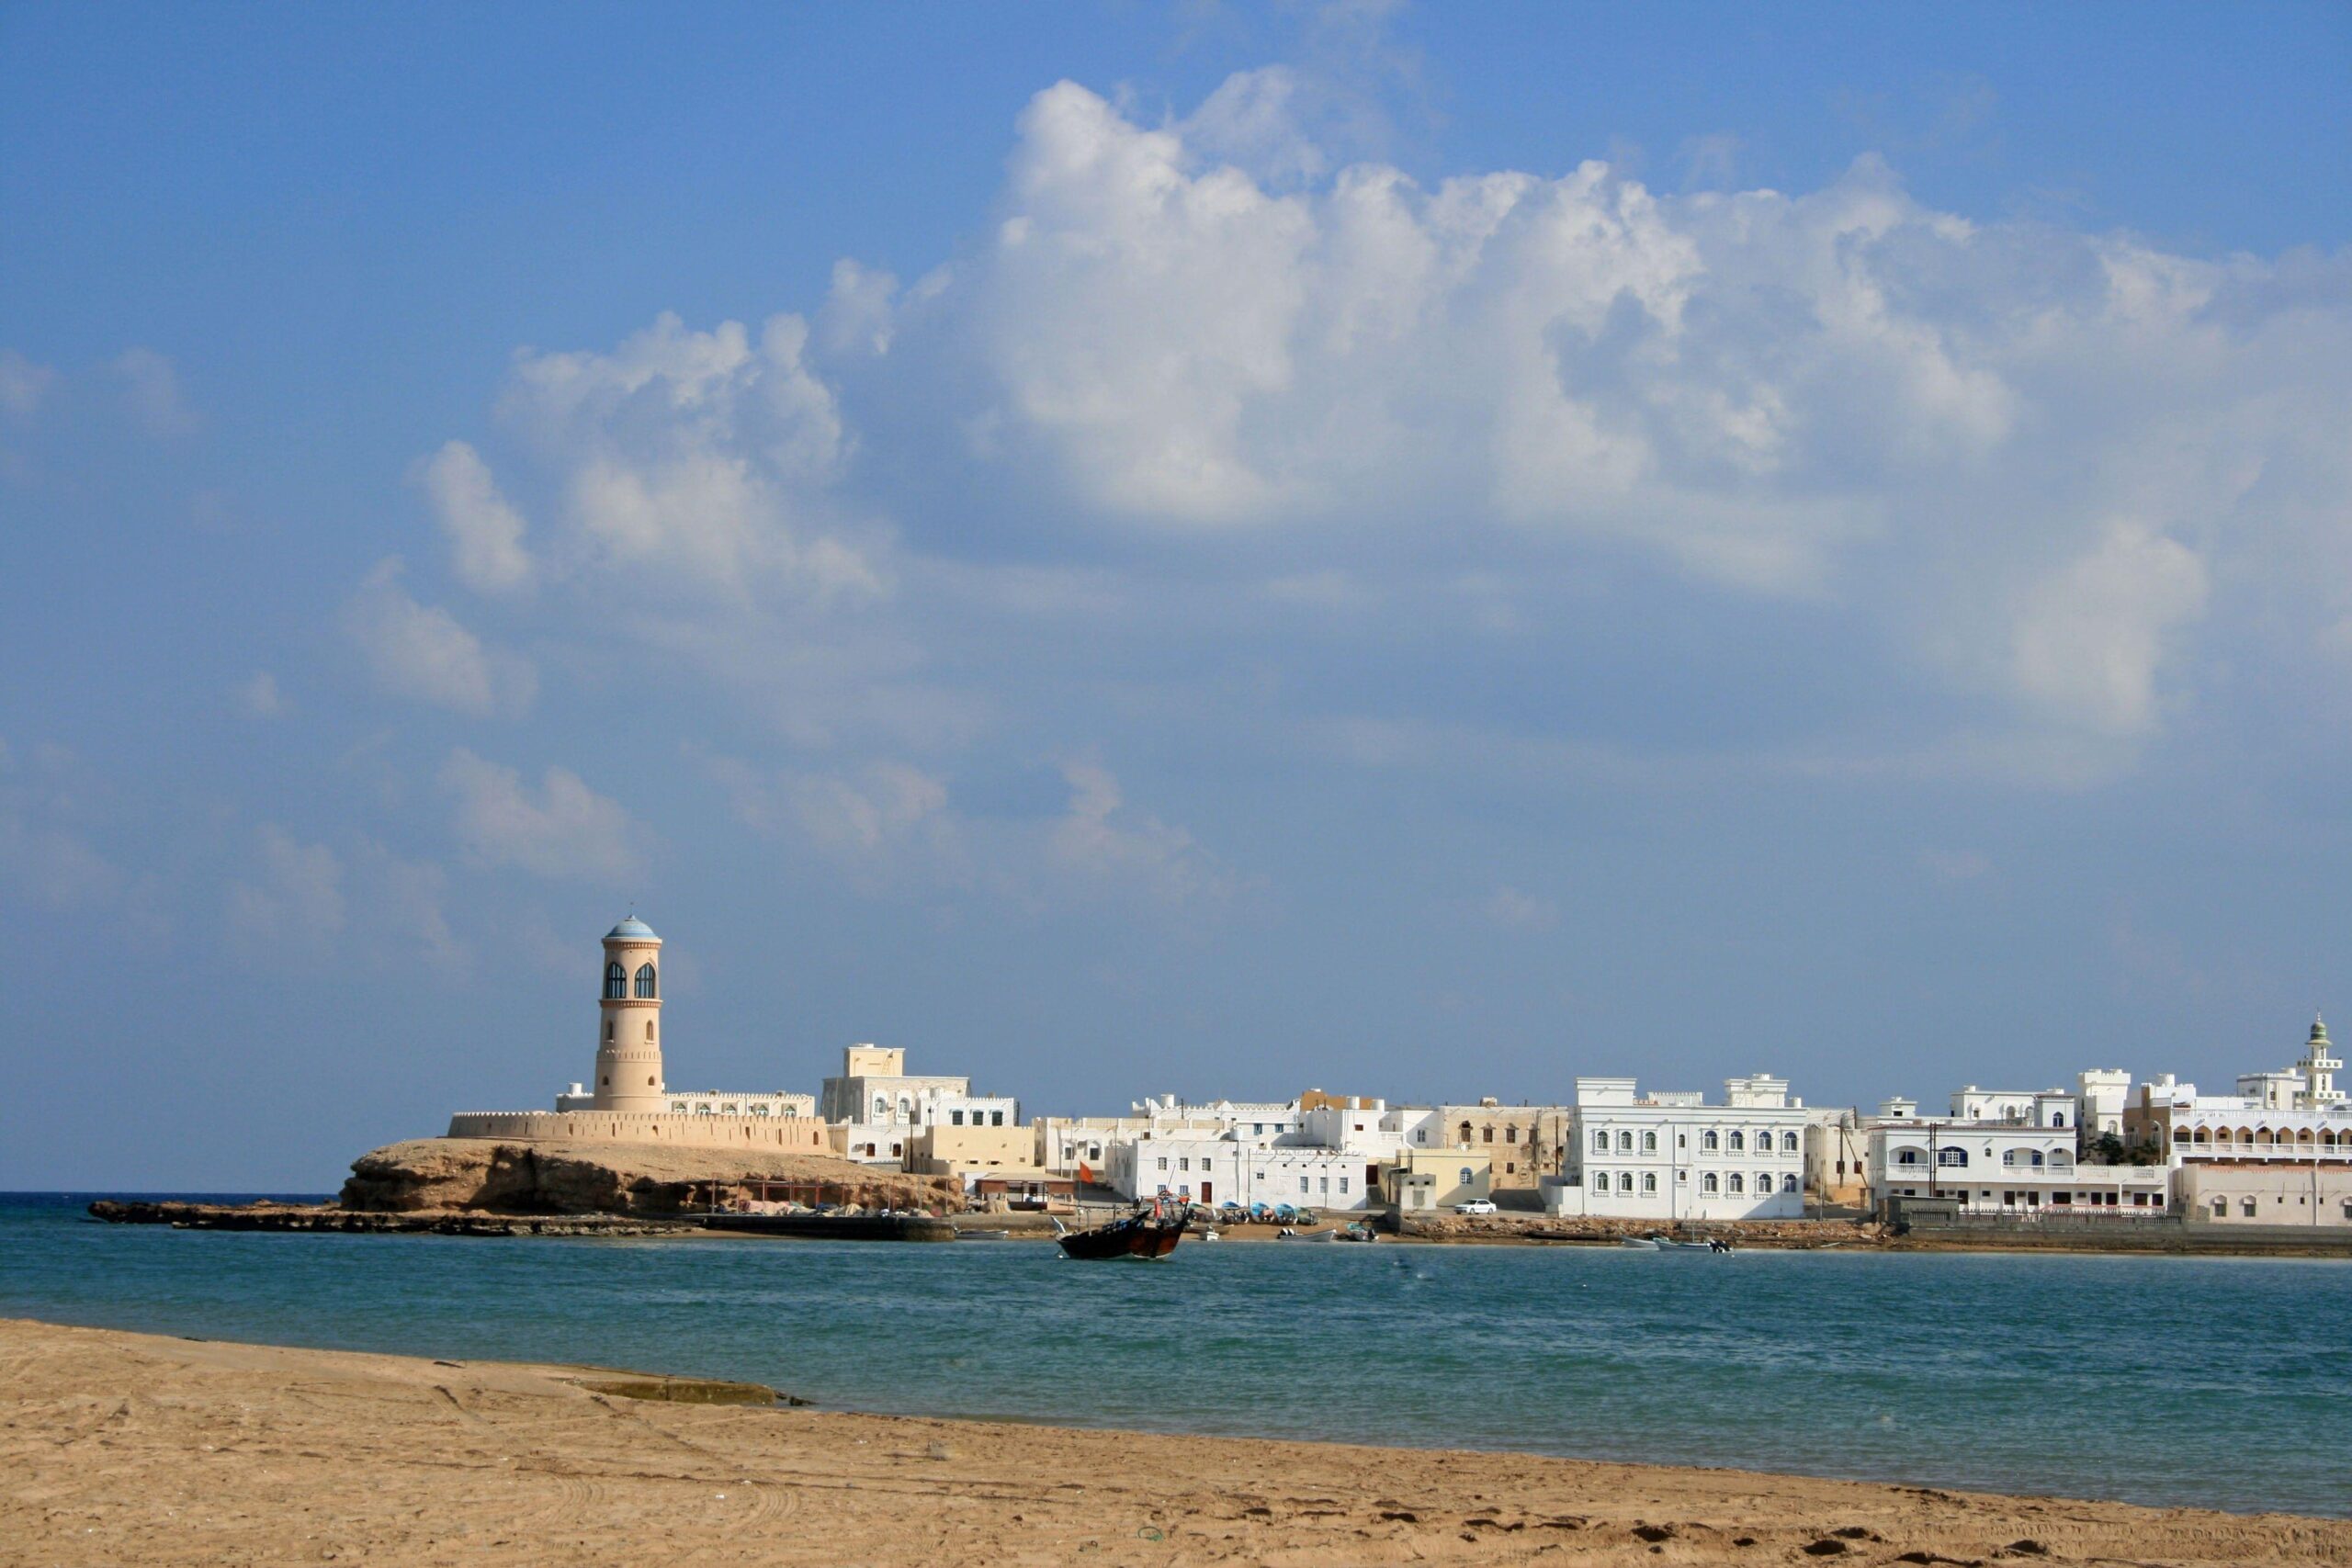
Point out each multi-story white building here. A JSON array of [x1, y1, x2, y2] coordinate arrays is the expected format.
[[1869, 1101, 2170, 1213], [2076, 1069, 2132, 1138], [819, 1044, 1018, 1165], [1949, 1085, 2078, 1129], [2126, 1071, 2352, 1165], [1544, 1074, 1808, 1221], [1105, 1133, 1383, 1212]]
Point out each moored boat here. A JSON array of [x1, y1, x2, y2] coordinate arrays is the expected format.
[[1054, 1201, 1188, 1260], [1618, 1235, 1661, 1249]]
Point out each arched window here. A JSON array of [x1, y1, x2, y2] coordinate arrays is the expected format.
[[2052, 1111, 2065, 1127], [1702, 1173, 1719, 1194], [872, 1094, 888, 1118], [1781, 1174, 1798, 1192], [1729, 1174, 1746, 1194], [1938, 1146, 1967, 1167], [634, 963, 657, 998], [1894, 1146, 1923, 1167], [644, 1020, 654, 1040], [2211, 1197, 2227, 1217], [1617, 1172, 1634, 1192], [1617, 1130, 1634, 1152], [1641, 1172, 1657, 1194], [1458, 1122, 1473, 1145], [604, 962, 627, 999], [1593, 1130, 1608, 1154], [604, 1018, 614, 1042], [1641, 1131, 1657, 1153], [1703, 1130, 1719, 1151], [1729, 1131, 1746, 1152], [1781, 1132, 1799, 1153], [1459, 1168, 1474, 1186], [1506, 1126, 1518, 1145]]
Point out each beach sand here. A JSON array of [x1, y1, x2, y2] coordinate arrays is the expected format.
[[3, 1317, 2343, 1567]]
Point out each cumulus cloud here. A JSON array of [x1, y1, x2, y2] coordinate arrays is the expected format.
[[2009, 522, 2209, 737], [1047, 761, 1238, 907], [113, 346, 198, 436], [342, 559, 536, 716], [227, 826, 346, 958], [439, 748, 643, 880], [417, 440, 534, 593], [0, 350, 54, 417], [495, 311, 876, 598]]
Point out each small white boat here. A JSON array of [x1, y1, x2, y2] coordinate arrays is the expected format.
[[1200, 1228, 1222, 1242], [958, 1228, 1013, 1241], [1618, 1235, 1661, 1249], [1276, 1227, 1336, 1243]]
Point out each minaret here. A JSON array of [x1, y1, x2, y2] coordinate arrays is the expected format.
[[592, 917, 664, 1112], [2300, 1014, 2341, 1107]]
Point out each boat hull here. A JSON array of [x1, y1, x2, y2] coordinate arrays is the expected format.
[[1057, 1214, 1187, 1260]]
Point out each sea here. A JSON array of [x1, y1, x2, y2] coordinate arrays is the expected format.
[[5, 1192, 2347, 1517]]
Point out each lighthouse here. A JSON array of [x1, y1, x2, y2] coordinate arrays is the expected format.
[[591, 916, 664, 1112]]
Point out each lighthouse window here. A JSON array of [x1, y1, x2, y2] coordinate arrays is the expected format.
[[644, 1020, 654, 1040], [635, 964, 657, 998], [605, 962, 626, 999]]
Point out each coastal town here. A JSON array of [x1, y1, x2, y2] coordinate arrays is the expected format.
[[437, 917, 2352, 1242]]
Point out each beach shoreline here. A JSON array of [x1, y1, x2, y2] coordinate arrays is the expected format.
[[4, 1315, 2345, 1567]]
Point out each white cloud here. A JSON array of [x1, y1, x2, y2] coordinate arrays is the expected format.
[[1047, 760, 1238, 906], [352, 840, 468, 976], [439, 748, 643, 881], [1482, 885, 1560, 931], [237, 671, 288, 719], [342, 559, 536, 716], [113, 346, 198, 436], [2009, 522, 2209, 736], [0, 350, 54, 417], [227, 826, 346, 958], [497, 311, 876, 597], [787, 762, 952, 857], [417, 440, 534, 594]]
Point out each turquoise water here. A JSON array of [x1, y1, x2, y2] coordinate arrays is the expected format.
[[6, 1194, 2347, 1517]]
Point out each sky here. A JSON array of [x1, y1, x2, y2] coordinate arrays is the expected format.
[[3, 2, 2350, 1189]]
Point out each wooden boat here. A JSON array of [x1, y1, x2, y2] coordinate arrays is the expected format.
[[1055, 1203, 1187, 1260]]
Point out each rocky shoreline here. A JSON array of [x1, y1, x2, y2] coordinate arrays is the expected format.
[[87, 1199, 695, 1237]]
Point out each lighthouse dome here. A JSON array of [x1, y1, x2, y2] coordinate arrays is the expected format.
[[605, 917, 659, 942]]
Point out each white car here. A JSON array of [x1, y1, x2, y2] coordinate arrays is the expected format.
[[1453, 1200, 1497, 1214]]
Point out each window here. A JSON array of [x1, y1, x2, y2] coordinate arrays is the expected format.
[[1482, 1126, 1493, 1143], [1459, 1168, 1474, 1186], [1157, 1156, 1168, 1170], [1781, 1174, 1798, 1193], [1617, 1130, 1634, 1153], [951, 1111, 966, 1125], [1339, 1177, 1350, 1194], [991, 1111, 1004, 1126], [1703, 1130, 1719, 1151], [1781, 1132, 1799, 1154], [873, 1095, 888, 1118], [1702, 1173, 1719, 1194], [1300, 1176, 1310, 1194], [1178, 1157, 1190, 1171], [1593, 1130, 1608, 1153], [1506, 1126, 1519, 1145], [1617, 1172, 1634, 1192], [1938, 1147, 1968, 1168], [1415, 1129, 1427, 1145], [1729, 1131, 1746, 1152], [634, 963, 657, 998], [2241, 1198, 2257, 1217], [1641, 1173, 1657, 1194], [1894, 1147, 1923, 1167], [1729, 1174, 1746, 1194], [604, 962, 627, 999], [644, 1020, 654, 1040], [1642, 1131, 1657, 1153], [604, 1018, 614, 1042]]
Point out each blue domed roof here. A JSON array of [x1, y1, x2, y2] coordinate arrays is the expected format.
[[605, 916, 659, 942]]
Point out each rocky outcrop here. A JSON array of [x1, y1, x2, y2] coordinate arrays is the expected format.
[[88, 1200, 689, 1236], [337, 1136, 961, 1217]]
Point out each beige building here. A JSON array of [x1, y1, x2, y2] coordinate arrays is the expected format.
[[446, 917, 826, 1154], [1396, 1102, 1569, 1188], [908, 1122, 1033, 1176], [2179, 1162, 2352, 1226], [1383, 1148, 1493, 1213]]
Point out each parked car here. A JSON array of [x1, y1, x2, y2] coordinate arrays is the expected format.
[[1453, 1199, 1498, 1215]]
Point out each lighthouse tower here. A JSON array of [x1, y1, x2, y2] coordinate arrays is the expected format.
[[592, 917, 664, 1112]]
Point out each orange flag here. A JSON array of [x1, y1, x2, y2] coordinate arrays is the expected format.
[[1078, 1162, 1094, 1185]]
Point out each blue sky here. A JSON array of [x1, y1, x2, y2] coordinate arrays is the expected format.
[[4, 2, 2349, 1188]]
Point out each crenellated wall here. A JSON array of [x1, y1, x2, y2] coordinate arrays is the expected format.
[[445, 1111, 830, 1151]]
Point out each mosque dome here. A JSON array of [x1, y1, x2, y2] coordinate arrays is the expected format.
[[605, 916, 659, 942]]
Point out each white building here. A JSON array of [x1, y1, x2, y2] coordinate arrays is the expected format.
[[1869, 1105, 2170, 1213], [1105, 1133, 1383, 1212], [819, 1043, 1018, 1165], [2127, 1070, 2352, 1165], [1544, 1074, 1808, 1221], [1948, 1085, 2078, 1129], [2076, 1069, 2132, 1138]]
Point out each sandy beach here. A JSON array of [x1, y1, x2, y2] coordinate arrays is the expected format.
[[2, 1317, 2344, 1567]]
